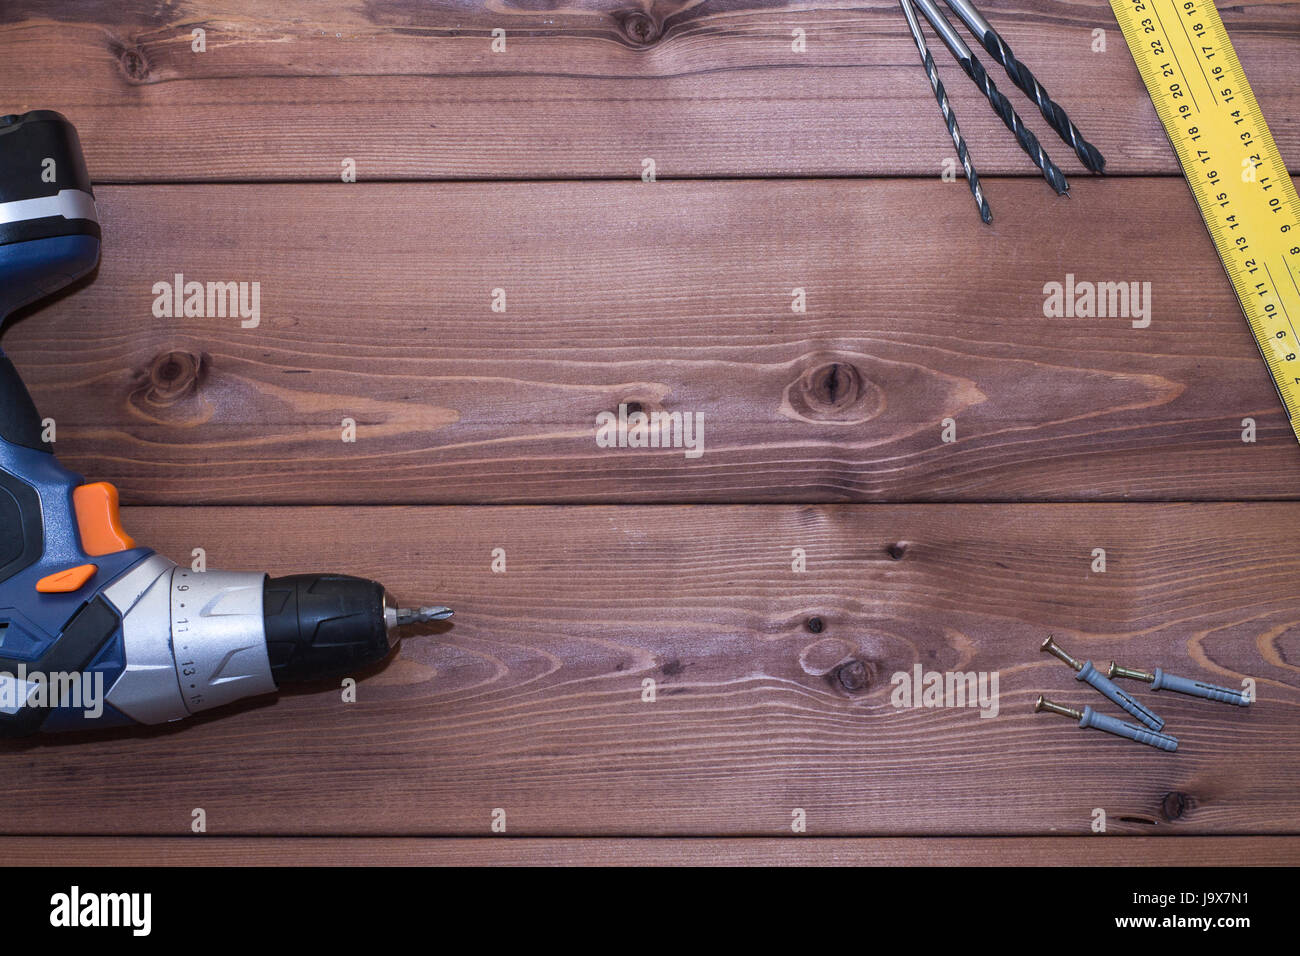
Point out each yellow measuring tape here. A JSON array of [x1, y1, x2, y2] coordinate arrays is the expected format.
[[1111, 0, 1300, 439]]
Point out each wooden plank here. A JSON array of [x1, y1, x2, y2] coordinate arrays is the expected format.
[[1, 1, 1296, 180], [6, 178, 1300, 505], [8, 836, 1298, 866], [1, 503, 1295, 836]]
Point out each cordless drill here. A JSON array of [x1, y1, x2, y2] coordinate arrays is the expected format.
[[0, 111, 451, 735]]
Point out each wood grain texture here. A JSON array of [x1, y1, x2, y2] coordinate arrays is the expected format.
[[1, 504, 1295, 837], [6, 178, 1300, 505], [8, 836, 1297, 866], [6, 0, 1298, 865], [0, 0, 1296, 180]]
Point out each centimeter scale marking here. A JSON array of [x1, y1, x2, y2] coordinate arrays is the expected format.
[[1111, 0, 1300, 440]]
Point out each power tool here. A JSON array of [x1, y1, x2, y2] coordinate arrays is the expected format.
[[0, 110, 451, 735]]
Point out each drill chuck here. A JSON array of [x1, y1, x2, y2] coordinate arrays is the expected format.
[[263, 573, 399, 683]]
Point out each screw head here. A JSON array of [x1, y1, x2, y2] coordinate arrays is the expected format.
[[1033, 694, 1046, 712]]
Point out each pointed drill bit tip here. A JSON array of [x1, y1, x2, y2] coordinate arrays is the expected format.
[[1083, 144, 1107, 174], [395, 605, 454, 625], [1046, 167, 1069, 196]]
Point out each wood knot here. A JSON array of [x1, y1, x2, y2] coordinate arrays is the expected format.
[[135, 350, 208, 405], [782, 360, 884, 424], [810, 362, 859, 408], [619, 11, 660, 45], [114, 43, 152, 82], [806, 616, 824, 633], [1160, 791, 1192, 821], [833, 659, 870, 694], [886, 542, 908, 560]]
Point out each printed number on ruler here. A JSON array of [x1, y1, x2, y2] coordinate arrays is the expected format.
[[1111, 0, 1300, 439]]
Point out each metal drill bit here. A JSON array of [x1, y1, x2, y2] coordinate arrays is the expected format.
[[394, 605, 454, 626], [942, 0, 1106, 173], [911, 0, 1067, 195], [899, 0, 992, 223]]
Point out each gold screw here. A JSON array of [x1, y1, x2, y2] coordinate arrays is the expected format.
[[1107, 661, 1155, 682], [1034, 694, 1082, 720], [1040, 635, 1083, 672]]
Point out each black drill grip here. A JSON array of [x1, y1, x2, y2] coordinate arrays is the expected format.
[[0, 353, 51, 452], [0, 354, 50, 584], [262, 574, 392, 683]]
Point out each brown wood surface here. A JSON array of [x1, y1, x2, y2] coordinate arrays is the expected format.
[[0, 1, 1296, 181], [9, 836, 1297, 866], [0, 505, 1295, 838], [4, 1, 1299, 866], [7, 177, 1300, 506]]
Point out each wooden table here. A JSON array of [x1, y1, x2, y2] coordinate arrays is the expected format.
[[2, 0, 1298, 866]]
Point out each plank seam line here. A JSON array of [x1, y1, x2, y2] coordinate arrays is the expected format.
[[5, 832, 1297, 839], [89, 172, 1207, 187], [112, 500, 1300, 509]]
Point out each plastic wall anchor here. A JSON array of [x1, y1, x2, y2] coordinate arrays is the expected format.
[[1076, 660, 1164, 731], [1079, 706, 1179, 752], [1151, 668, 1251, 707]]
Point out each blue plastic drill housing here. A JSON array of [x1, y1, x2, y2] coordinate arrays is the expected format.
[[0, 111, 156, 733]]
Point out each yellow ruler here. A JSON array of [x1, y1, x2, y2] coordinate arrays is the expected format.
[[1111, 0, 1300, 439]]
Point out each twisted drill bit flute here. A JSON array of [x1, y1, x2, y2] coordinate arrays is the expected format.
[[391, 605, 455, 626], [942, 0, 1106, 173], [898, 0, 992, 223], [912, 0, 1068, 195]]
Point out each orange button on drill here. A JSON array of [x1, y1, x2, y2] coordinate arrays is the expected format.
[[73, 482, 136, 557], [36, 563, 98, 594]]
